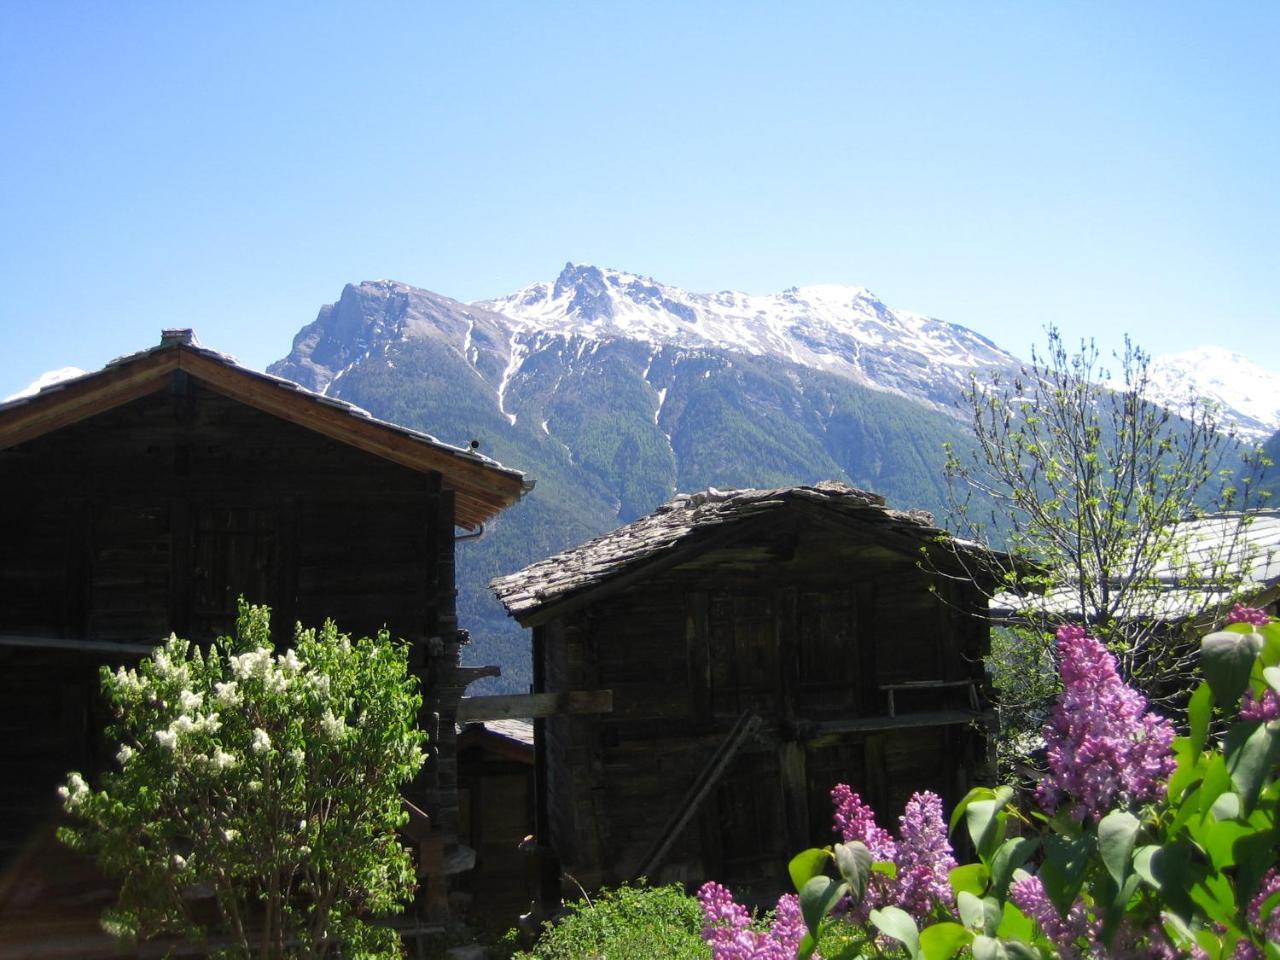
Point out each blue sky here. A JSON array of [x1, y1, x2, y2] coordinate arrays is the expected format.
[[2, 2, 1277, 398]]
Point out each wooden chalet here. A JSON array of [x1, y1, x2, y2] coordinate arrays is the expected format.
[[491, 482, 1001, 901], [0, 330, 530, 953]]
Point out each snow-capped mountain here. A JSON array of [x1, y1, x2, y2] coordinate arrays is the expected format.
[[1143, 347, 1280, 441], [479, 263, 1020, 416], [4, 366, 86, 402]]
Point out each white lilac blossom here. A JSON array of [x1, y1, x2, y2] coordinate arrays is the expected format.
[[211, 748, 236, 771], [232, 648, 272, 681], [116, 744, 135, 765], [1035, 625, 1176, 821], [213, 681, 240, 707], [279, 649, 302, 673], [320, 710, 347, 739], [251, 728, 271, 754], [155, 729, 178, 750], [179, 689, 202, 713], [58, 772, 90, 812], [112, 665, 142, 695]]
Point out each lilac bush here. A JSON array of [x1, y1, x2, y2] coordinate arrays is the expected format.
[[1034, 624, 1176, 821], [707, 606, 1280, 959]]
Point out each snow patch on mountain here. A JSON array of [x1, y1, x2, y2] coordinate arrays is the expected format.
[[478, 262, 1019, 415], [1143, 346, 1280, 440], [4, 366, 87, 402]]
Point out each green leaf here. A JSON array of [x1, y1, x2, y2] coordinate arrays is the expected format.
[[1000, 942, 1043, 960], [919, 922, 972, 960], [971, 935, 1008, 960], [1133, 839, 1195, 919], [965, 798, 1009, 862], [950, 786, 998, 835], [957, 891, 985, 931], [995, 900, 1036, 941], [799, 875, 848, 940], [1189, 871, 1238, 926], [1167, 737, 1206, 803], [1264, 665, 1280, 696], [833, 841, 873, 900], [1097, 809, 1140, 886], [949, 862, 990, 897], [989, 837, 1038, 899], [870, 906, 921, 959], [1188, 682, 1213, 756], [1038, 834, 1090, 916], [1202, 629, 1263, 708], [789, 847, 830, 894], [1209, 790, 1241, 821], [1197, 753, 1233, 818], [1225, 720, 1280, 813], [796, 931, 817, 960]]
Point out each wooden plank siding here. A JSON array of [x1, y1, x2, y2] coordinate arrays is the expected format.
[[0, 379, 459, 871], [529, 506, 995, 897]]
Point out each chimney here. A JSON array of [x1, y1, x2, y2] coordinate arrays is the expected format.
[[160, 329, 196, 348]]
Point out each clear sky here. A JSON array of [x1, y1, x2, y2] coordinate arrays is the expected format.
[[2, 2, 1277, 399]]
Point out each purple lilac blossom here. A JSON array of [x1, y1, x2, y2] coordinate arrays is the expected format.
[[1035, 625, 1177, 821], [767, 894, 809, 959], [1008, 874, 1097, 960], [1246, 867, 1280, 950], [894, 791, 957, 920], [1226, 604, 1273, 627], [830, 784, 897, 915], [830, 784, 897, 859], [697, 882, 818, 960], [1240, 688, 1280, 722]]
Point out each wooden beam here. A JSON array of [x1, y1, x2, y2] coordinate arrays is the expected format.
[[812, 709, 994, 736], [455, 689, 613, 722], [632, 710, 762, 880], [0, 351, 177, 450], [0, 634, 156, 656]]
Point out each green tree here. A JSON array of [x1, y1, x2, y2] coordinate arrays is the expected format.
[[58, 602, 425, 960], [940, 329, 1269, 747]]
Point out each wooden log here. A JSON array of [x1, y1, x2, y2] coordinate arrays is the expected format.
[[455, 690, 613, 722]]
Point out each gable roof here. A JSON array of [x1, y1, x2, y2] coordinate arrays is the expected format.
[[491, 481, 998, 623], [0, 330, 530, 529]]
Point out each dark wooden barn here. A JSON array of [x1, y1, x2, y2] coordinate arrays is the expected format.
[[0, 330, 529, 952], [491, 483, 1000, 901]]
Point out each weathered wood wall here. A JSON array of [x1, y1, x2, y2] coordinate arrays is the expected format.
[[0, 378, 459, 864], [536, 508, 993, 896]]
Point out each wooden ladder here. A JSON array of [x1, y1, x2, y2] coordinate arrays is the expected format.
[[632, 710, 762, 880]]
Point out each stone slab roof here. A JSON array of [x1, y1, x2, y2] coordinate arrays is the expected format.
[[491, 480, 992, 621]]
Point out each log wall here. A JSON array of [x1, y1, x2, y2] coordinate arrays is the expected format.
[[0, 378, 461, 864], [537, 508, 994, 897]]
